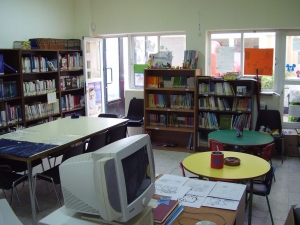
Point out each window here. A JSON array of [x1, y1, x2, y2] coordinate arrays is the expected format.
[[131, 34, 186, 88], [209, 31, 275, 90]]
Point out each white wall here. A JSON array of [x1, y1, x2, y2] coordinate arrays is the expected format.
[[1, 0, 299, 110]]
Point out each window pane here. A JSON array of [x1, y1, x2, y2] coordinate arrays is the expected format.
[[160, 35, 186, 68], [285, 36, 300, 80], [211, 33, 241, 78], [133, 36, 158, 64], [283, 85, 300, 123]]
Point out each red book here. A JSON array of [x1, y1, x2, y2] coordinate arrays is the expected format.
[[153, 199, 179, 224]]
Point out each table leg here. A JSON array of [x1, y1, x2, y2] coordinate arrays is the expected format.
[[248, 179, 253, 225], [27, 162, 37, 225]]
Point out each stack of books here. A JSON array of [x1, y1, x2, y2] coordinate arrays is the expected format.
[[153, 198, 184, 225]]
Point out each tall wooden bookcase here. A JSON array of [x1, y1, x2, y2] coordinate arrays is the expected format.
[[196, 77, 257, 151], [143, 69, 200, 152], [0, 49, 84, 134]]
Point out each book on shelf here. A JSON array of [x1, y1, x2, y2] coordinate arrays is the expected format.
[[71, 76, 78, 88], [64, 78, 72, 89], [0, 54, 4, 75], [219, 114, 232, 130], [236, 86, 247, 96], [153, 199, 179, 225]]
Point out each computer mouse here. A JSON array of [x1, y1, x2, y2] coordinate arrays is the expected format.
[[196, 221, 217, 225]]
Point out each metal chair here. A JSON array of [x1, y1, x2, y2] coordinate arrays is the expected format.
[[98, 113, 118, 118], [245, 166, 276, 225], [106, 122, 128, 145], [209, 139, 224, 151], [0, 165, 28, 206], [243, 110, 283, 162], [179, 162, 199, 179], [123, 98, 144, 135], [85, 130, 108, 153], [33, 143, 85, 206]]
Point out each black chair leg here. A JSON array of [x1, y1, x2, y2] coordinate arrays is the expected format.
[[266, 196, 274, 225]]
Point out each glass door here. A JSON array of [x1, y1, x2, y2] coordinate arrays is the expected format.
[[83, 37, 104, 117], [279, 31, 300, 128], [102, 37, 127, 117]]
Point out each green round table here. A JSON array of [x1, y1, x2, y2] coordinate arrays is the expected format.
[[208, 130, 274, 147]]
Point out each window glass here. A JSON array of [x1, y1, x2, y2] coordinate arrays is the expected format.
[[132, 34, 186, 88], [210, 32, 275, 90]]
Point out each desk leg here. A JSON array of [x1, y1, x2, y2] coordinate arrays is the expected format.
[[248, 179, 253, 225], [27, 162, 37, 225]]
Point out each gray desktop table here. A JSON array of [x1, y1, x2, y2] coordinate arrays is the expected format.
[[0, 116, 128, 225]]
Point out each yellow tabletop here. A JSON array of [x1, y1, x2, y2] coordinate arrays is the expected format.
[[183, 151, 270, 180]]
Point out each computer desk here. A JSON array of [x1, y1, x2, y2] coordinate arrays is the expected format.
[[39, 177, 245, 225], [0, 116, 128, 225]]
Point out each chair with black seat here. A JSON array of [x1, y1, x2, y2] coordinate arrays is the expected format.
[[85, 130, 108, 153], [245, 165, 276, 225], [0, 165, 28, 206], [33, 143, 85, 206], [245, 110, 283, 162], [98, 113, 118, 118], [1, 158, 45, 175], [106, 122, 128, 145], [123, 98, 144, 135]]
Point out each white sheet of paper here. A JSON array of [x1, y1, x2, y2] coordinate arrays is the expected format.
[[202, 197, 239, 210], [155, 174, 189, 197], [183, 179, 217, 197], [178, 193, 206, 208], [208, 182, 246, 201]]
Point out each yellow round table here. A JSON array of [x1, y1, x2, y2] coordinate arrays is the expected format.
[[183, 151, 270, 180], [183, 151, 270, 225]]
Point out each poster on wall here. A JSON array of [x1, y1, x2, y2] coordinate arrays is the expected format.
[[244, 48, 274, 76], [216, 46, 235, 73], [87, 81, 102, 116]]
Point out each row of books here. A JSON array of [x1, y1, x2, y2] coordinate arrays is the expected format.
[[186, 132, 194, 150], [0, 103, 22, 127], [199, 82, 234, 95], [59, 53, 83, 71], [149, 113, 194, 128], [22, 55, 57, 73], [148, 94, 166, 108], [61, 94, 84, 111], [23, 79, 56, 96], [0, 80, 17, 99], [170, 93, 193, 109], [147, 76, 195, 88], [25, 102, 59, 121], [29, 38, 81, 50], [199, 112, 219, 129], [199, 112, 251, 130], [232, 98, 252, 111], [198, 96, 251, 112], [183, 50, 198, 68], [60, 75, 84, 90]]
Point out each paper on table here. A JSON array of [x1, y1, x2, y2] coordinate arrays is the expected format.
[[183, 179, 217, 197], [202, 197, 239, 210], [155, 174, 189, 197], [208, 181, 246, 201]]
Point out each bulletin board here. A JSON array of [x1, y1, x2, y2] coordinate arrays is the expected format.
[[244, 48, 274, 76]]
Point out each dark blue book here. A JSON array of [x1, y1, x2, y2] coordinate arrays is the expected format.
[[0, 54, 3, 75], [4, 63, 18, 73], [29, 39, 39, 49]]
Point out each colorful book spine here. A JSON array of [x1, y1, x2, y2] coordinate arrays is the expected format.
[[165, 205, 184, 225]]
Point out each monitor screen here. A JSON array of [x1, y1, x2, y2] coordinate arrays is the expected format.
[[59, 134, 155, 223]]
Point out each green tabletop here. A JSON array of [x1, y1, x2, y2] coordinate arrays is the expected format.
[[208, 130, 274, 147]]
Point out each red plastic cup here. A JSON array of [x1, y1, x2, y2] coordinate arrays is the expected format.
[[211, 151, 224, 169]]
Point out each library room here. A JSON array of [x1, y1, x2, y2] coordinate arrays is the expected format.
[[1, 1, 300, 225]]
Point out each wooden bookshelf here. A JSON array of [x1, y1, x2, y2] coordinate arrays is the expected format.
[[196, 77, 257, 151], [0, 49, 84, 133], [144, 69, 200, 152]]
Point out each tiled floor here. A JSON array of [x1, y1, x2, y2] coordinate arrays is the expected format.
[[1, 150, 299, 225]]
